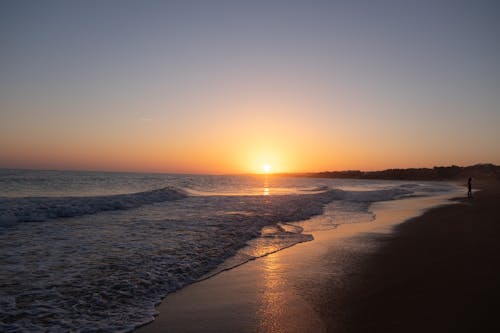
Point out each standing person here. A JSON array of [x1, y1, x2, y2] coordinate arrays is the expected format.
[[467, 177, 472, 198]]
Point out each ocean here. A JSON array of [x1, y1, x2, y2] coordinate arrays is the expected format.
[[0, 169, 459, 332]]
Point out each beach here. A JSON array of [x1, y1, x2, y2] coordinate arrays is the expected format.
[[5, 171, 457, 332], [2, 171, 496, 332], [326, 180, 500, 332], [3, 1, 499, 331], [135, 181, 499, 332]]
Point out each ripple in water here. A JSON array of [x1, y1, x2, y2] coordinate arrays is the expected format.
[[0, 175, 459, 332]]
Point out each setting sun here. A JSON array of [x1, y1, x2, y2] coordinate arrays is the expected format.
[[263, 164, 271, 173]]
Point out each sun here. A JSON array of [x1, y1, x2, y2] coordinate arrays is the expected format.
[[263, 164, 271, 173]]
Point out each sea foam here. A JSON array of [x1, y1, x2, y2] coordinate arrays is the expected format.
[[0, 187, 186, 224], [0, 179, 458, 332]]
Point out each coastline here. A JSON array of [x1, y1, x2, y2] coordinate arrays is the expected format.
[[135, 186, 466, 332], [322, 180, 500, 332]]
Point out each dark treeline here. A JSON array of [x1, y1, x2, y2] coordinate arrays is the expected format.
[[290, 164, 500, 181]]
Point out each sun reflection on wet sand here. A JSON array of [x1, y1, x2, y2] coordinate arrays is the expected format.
[[255, 248, 326, 333], [134, 194, 455, 333], [257, 253, 286, 333]]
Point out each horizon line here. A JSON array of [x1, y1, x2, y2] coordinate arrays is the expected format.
[[1, 163, 497, 177]]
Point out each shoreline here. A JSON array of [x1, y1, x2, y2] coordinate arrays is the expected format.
[[135, 187, 463, 332], [321, 180, 500, 332]]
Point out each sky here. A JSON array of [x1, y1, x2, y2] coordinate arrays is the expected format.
[[1, 0, 499, 174]]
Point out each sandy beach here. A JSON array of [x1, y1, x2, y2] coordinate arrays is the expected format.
[[3, 1, 499, 331], [324, 180, 500, 332], [134, 181, 500, 333]]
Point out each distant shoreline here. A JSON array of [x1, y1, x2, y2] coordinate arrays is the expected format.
[[284, 163, 500, 181]]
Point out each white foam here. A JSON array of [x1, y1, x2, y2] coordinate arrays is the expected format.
[[0, 187, 186, 223], [0, 182, 456, 332]]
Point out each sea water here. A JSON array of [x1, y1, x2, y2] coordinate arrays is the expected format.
[[0, 169, 459, 332]]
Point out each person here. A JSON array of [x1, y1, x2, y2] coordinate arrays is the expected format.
[[467, 177, 472, 198]]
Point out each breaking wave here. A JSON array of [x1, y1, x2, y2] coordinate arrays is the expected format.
[[0, 179, 458, 332], [0, 187, 187, 224]]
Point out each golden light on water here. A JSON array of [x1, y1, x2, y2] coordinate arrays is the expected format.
[[257, 252, 285, 333]]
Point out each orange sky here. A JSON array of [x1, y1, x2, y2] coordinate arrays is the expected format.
[[1, 1, 499, 174], [1, 84, 498, 174], [1, 96, 496, 175]]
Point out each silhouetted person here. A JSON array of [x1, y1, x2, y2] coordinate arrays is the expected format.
[[467, 177, 472, 198]]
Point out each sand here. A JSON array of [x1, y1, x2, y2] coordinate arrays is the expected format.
[[136, 181, 499, 332], [323, 180, 500, 332]]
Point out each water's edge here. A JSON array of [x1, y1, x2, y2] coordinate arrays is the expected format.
[[133, 188, 463, 332]]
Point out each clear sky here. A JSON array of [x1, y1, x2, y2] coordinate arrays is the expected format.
[[1, 0, 499, 174]]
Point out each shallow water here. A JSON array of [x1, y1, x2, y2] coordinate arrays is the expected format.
[[0, 169, 459, 332]]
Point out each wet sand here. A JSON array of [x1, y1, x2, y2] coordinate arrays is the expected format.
[[323, 180, 500, 332], [136, 188, 472, 332]]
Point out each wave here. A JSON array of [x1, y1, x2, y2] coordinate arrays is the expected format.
[[299, 185, 329, 192], [341, 187, 412, 201], [191, 187, 414, 284], [0, 184, 438, 332], [0, 187, 187, 224]]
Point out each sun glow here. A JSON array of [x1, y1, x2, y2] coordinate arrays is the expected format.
[[263, 164, 271, 173]]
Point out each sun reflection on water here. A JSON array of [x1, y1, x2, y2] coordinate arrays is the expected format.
[[257, 253, 286, 333], [263, 174, 270, 196]]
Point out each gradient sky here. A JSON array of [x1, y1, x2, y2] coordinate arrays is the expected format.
[[1, 0, 499, 174]]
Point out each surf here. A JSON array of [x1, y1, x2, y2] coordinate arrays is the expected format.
[[0, 187, 187, 224]]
